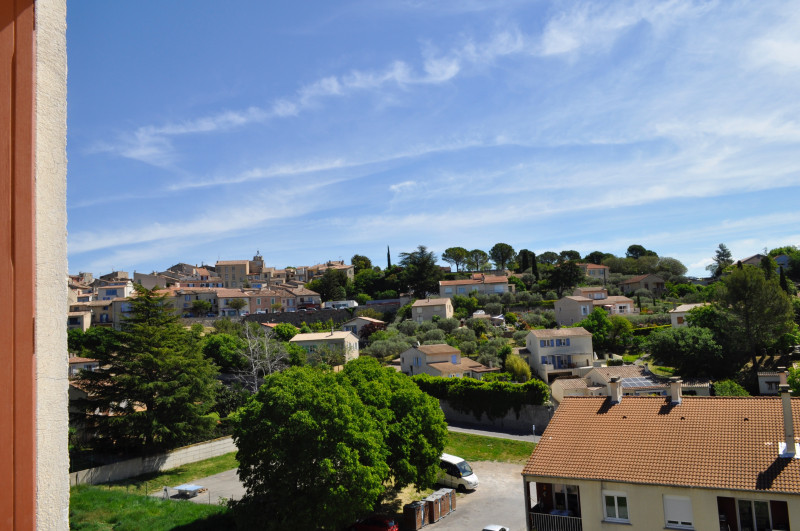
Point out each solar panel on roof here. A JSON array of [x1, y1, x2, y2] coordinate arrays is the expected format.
[[621, 376, 658, 388]]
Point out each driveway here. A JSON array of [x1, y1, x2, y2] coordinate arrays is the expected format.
[[426, 461, 527, 531]]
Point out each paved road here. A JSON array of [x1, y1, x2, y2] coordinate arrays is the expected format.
[[448, 424, 541, 443], [428, 461, 527, 531]]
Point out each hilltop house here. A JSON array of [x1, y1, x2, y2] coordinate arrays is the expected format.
[[289, 331, 360, 362], [411, 298, 453, 323], [619, 273, 666, 296], [524, 328, 595, 382], [399, 344, 498, 379], [439, 274, 512, 297]]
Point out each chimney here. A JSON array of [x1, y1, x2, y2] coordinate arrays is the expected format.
[[608, 377, 622, 404], [779, 384, 798, 458], [778, 367, 788, 386], [669, 377, 683, 405]]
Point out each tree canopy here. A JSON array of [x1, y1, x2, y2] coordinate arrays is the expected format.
[[399, 245, 442, 298], [441, 246, 469, 272], [231, 360, 447, 529], [75, 286, 218, 452], [466, 248, 490, 271], [489, 243, 515, 270], [350, 254, 373, 274], [707, 243, 733, 278]]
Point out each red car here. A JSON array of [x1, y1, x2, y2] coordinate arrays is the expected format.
[[351, 515, 399, 531]]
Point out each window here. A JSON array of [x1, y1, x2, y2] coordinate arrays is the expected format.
[[556, 338, 570, 347], [256, 298, 261, 305], [445, 287, 453, 295], [737, 499, 772, 531], [184, 295, 190, 301], [603, 491, 629, 522], [664, 496, 693, 529], [676, 316, 684, 324], [451, 354, 458, 364], [581, 305, 589, 315], [457, 287, 466, 294]]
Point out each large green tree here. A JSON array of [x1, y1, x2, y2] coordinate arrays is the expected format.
[[466, 248, 490, 271], [338, 358, 447, 490], [489, 243, 515, 270], [547, 260, 583, 297], [707, 243, 733, 278], [441, 246, 469, 272], [350, 254, 373, 274], [399, 245, 442, 298], [231, 367, 388, 530], [645, 326, 724, 378], [716, 265, 795, 378], [76, 286, 218, 452]]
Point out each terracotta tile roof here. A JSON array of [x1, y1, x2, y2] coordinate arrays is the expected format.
[[289, 331, 356, 342], [563, 296, 593, 302], [439, 276, 508, 286], [577, 263, 609, 270], [412, 298, 450, 307], [345, 316, 385, 324], [620, 274, 664, 285], [416, 344, 460, 356], [529, 327, 592, 338], [593, 295, 633, 305], [523, 396, 800, 494]]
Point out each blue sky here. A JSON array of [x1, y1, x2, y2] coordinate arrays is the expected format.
[[67, 0, 800, 278]]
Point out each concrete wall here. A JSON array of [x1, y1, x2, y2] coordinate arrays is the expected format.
[[36, 0, 69, 528], [439, 400, 554, 435], [70, 436, 237, 486]]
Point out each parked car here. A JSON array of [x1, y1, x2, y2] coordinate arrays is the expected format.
[[482, 526, 510, 531], [437, 453, 479, 492], [351, 515, 399, 531]]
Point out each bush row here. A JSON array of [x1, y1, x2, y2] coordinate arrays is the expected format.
[[412, 373, 550, 420]]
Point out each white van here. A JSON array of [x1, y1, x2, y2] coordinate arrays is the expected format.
[[437, 453, 478, 491]]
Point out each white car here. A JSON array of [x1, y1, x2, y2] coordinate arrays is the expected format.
[[437, 453, 479, 491]]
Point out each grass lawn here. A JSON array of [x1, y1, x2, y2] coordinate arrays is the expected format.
[[445, 431, 536, 465], [70, 431, 533, 529], [70, 485, 234, 531], [96, 452, 238, 497]]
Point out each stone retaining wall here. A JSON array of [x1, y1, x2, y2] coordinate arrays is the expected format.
[[439, 400, 555, 435]]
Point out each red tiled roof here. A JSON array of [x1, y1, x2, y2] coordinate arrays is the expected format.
[[523, 396, 800, 494], [416, 344, 460, 356]]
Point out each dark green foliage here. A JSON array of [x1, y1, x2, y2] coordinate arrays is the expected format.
[[575, 308, 612, 351], [76, 286, 218, 452], [399, 245, 442, 298], [442, 246, 469, 272], [466, 249, 490, 271], [228, 298, 247, 313], [351, 254, 373, 274], [626, 244, 657, 259], [713, 380, 750, 396], [584, 251, 607, 265], [707, 243, 733, 278], [191, 299, 212, 315], [452, 294, 479, 315], [508, 275, 526, 293], [202, 333, 246, 371], [547, 260, 583, 297], [271, 322, 299, 342], [412, 374, 550, 419], [490, 243, 515, 270], [559, 250, 581, 262], [716, 265, 795, 375], [339, 358, 448, 490], [231, 367, 388, 530], [645, 326, 725, 379]]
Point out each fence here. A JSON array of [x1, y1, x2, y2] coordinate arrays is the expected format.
[[69, 436, 236, 486]]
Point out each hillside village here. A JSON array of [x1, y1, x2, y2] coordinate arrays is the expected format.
[[65, 243, 800, 530]]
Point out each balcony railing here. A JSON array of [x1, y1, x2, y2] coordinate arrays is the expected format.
[[529, 512, 583, 531]]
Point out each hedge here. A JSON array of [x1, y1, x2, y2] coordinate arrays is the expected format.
[[412, 373, 550, 420]]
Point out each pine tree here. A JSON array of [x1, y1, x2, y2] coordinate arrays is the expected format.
[[76, 286, 219, 452]]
